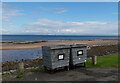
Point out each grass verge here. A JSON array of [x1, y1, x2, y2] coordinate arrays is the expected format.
[[86, 54, 119, 67]]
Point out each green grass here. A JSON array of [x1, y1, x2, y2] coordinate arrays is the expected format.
[[16, 73, 24, 78], [86, 54, 119, 67], [30, 68, 44, 72]]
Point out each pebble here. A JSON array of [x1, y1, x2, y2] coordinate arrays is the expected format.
[[10, 70, 16, 73], [2, 69, 16, 75], [3, 71, 10, 75]]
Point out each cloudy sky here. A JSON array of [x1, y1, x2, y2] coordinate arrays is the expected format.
[[1, 2, 118, 35]]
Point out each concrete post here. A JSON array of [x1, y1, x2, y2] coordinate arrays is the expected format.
[[18, 59, 24, 74], [92, 55, 97, 65]]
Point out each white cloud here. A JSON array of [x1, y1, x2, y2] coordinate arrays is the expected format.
[[23, 18, 118, 35], [23, 29, 49, 33], [36, 7, 68, 14], [1, 3, 24, 22], [51, 8, 68, 14], [0, 29, 8, 32], [56, 8, 68, 14], [0, 29, 8, 34], [72, 22, 84, 25], [85, 21, 107, 25]]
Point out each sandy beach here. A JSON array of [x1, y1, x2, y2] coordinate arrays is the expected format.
[[1, 39, 118, 50]]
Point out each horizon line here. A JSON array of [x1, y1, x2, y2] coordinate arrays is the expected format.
[[1, 34, 118, 36]]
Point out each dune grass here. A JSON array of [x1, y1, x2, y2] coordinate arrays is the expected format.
[[86, 54, 119, 67]]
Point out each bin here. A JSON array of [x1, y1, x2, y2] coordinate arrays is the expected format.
[[70, 44, 90, 67], [42, 45, 71, 70]]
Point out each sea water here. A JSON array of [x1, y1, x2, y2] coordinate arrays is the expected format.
[[2, 35, 118, 42]]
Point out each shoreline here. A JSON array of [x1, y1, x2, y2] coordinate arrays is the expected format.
[[1, 44, 118, 63], [1, 38, 118, 42], [1, 39, 118, 50], [2, 44, 119, 72]]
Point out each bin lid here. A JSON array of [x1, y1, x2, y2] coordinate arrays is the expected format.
[[70, 44, 88, 48], [42, 44, 89, 49], [43, 45, 71, 50]]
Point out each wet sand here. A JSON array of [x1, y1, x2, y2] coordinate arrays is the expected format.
[[1, 39, 118, 50]]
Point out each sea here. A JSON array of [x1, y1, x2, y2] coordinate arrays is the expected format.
[[1, 35, 118, 42], [1, 35, 118, 62]]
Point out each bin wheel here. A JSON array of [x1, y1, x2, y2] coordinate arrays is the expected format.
[[83, 62, 86, 67]]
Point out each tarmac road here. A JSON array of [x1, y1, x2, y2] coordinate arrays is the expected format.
[[7, 67, 118, 81]]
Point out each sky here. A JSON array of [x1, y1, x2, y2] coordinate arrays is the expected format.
[[1, 0, 120, 2], [1, 2, 118, 35]]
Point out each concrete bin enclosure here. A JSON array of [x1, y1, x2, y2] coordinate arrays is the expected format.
[[42, 44, 90, 70]]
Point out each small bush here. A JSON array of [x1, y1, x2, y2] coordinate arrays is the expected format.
[[16, 73, 24, 78]]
